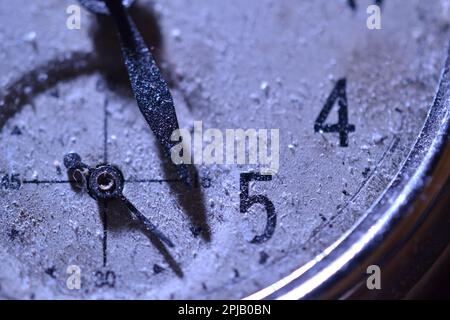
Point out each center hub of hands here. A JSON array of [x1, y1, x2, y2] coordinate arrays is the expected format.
[[88, 165, 124, 200]]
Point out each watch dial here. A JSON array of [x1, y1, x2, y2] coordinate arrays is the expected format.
[[0, 0, 448, 299]]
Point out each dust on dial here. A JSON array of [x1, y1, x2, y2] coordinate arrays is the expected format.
[[0, 0, 449, 299]]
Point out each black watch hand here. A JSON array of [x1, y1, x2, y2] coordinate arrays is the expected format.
[[79, 0, 191, 186]]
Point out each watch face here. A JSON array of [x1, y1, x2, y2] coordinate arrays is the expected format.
[[0, 0, 449, 299]]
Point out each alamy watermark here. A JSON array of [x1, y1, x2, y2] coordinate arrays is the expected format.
[[366, 265, 381, 290], [170, 121, 280, 175]]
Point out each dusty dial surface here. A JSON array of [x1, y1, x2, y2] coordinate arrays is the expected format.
[[0, 0, 449, 299]]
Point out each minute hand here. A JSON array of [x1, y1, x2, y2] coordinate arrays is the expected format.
[[104, 0, 190, 185]]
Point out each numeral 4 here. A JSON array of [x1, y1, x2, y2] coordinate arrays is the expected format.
[[347, 0, 384, 11]]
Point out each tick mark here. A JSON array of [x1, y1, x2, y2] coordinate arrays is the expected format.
[[45, 266, 56, 279], [11, 126, 22, 135], [8, 228, 21, 241], [362, 167, 371, 178], [259, 251, 269, 265], [153, 264, 165, 274]]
